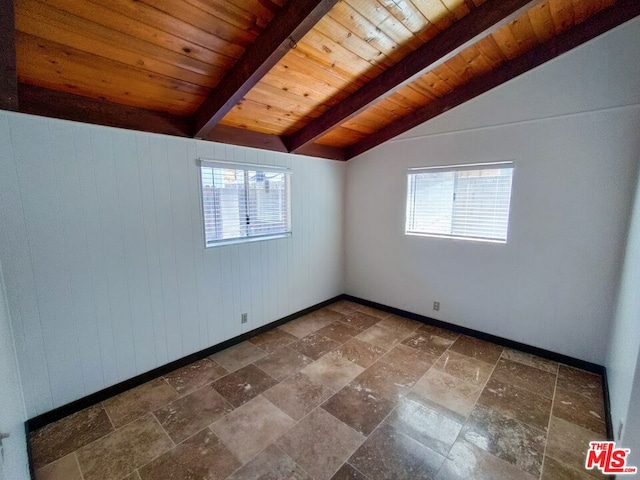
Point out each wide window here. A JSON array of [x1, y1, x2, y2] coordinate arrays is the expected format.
[[405, 161, 514, 243], [200, 161, 291, 247]]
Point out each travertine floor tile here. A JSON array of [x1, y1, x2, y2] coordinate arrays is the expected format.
[[354, 359, 423, 402], [416, 324, 460, 341], [322, 382, 395, 435], [411, 368, 483, 418], [290, 332, 341, 360], [301, 351, 365, 391], [253, 346, 314, 381], [153, 383, 233, 443], [264, 372, 334, 420], [557, 365, 603, 402], [210, 341, 267, 372], [35, 453, 83, 480], [279, 310, 341, 338], [76, 415, 173, 480], [433, 351, 494, 386], [461, 404, 546, 477], [478, 378, 552, 432], [138, 428, 240, 480], [541, 455, 601, 480], [387, 396, 463, 456], [553, 387, 606, 435], [437, 439, 537, 480], [339, 311, 380, 332], [277, 408, 365, 480], [375, 315, 421, 337], [546, 416, 608, 478], [227, 444, 312, 480], [164, 358, 227, 395], [326, 300, 360, 316], [402, 331, 454, 356], [248, 328, 298, 353], [382, 344, 438, 377], [102, 378, 180, 428], [330, 463, 369, 480], [349, 423, 444, 480], [332, 338, 387, 368], [356, 324, 409, 350], [491, 358, 557, 398], [449, 335, 504, 364], [211, 364, 277, 407], [501, 348, 558, 374], [308, 308, 347, 325], [354, 305, 390, 319], [30, 405, 114, 469], [316, 321, 361, 343], [212, 395, 295, 463], [278, 316, 326, 338]]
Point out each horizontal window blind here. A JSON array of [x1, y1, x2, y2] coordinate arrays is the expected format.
[[200, 162, 291, 246], [406, 162, 514, 242]]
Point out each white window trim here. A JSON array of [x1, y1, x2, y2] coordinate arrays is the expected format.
[[405, 160, 515, 244], [199, 158, 292, 248]]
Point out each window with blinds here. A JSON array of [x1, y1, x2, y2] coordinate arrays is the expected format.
[[200, 161, 291, 247], [406, 162, 514, 243]]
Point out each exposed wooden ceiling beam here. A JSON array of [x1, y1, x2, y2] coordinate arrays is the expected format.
[[17, 85, 345, 161], [193, 0, 339, 139], [285, 0, 539, 152], [18, 84, 191, 137], [202, 124, 345, 161], [0, 0, 18, 111], [345, 0, 640, 159]]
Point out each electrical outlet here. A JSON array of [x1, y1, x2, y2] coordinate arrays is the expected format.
[[241, 313, 248, 324], [618, 420, 624, 439], [433, 301, 440, 311]]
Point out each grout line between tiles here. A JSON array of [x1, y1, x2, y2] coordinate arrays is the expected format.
[[328, 331, 456, 477], [151, 412, 176, 448], [162, 377, 181, 397], [539, 367, 560, 480], [433, 341, 501, 478], [73, 452, 87, 480], [348, 462, 373, 480], [102, 404, 116, 431]]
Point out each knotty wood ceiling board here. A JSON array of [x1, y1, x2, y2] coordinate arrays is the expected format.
[[314, 0, 617, 148], [15, 0, 285, 115], [218, 0, 477, 134]]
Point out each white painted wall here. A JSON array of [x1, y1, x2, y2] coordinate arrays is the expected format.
[[345, 19, 640, 366], [620, 346, 640, 468], [0, 111, 345, 417], [608, 163, 640, 441], [0, 260, 29, 480]]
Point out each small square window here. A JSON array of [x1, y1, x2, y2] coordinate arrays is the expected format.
[[406, 162, 514, 243], [200, 160, 292, 247]]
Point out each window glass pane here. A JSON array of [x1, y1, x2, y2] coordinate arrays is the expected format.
[[405, 163, 513, 242], [200, 163, 291, 246]]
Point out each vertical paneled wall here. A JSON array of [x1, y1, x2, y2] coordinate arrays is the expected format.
[[0, 111, 345, 417]]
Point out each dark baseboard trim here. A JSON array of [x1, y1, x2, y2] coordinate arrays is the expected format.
[[25, 295, 343, 433], [602, 369, 614, 440], [343, 294, 614, 440], [343, 294, 603, 372], [25, 423, 35, 480]]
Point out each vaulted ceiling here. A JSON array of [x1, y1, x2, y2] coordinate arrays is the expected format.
[[1, 0, 638, 160]]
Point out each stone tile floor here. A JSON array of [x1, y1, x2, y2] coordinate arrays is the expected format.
[[31, 300, 610, 480]]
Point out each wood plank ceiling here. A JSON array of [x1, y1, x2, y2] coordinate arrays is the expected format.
[[3, 0, 639, 160]]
